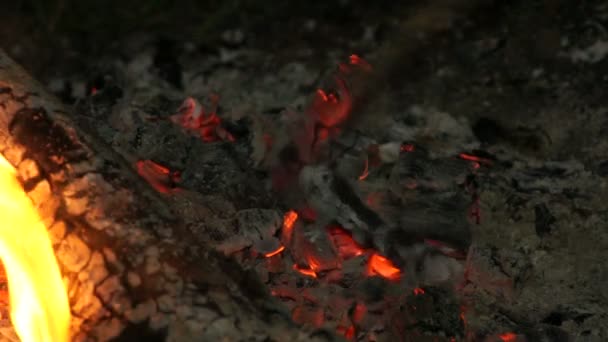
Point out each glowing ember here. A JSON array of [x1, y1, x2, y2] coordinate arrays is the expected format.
[[460, 307, 467, 328], [458, 152, 492, 165], [170, 96, 234, 142], [265, 245, 285, 258], [499, 332, 518, 342], [413, 287, 425, 295], [349, 54, 372, 71], [352, 303, 367, 323], [283, 210, 298, 232], [401, 143, 415, 152], [0, 154, 70, 342], [337, 325, 356, 340], [311, 78, 352, 128], [306, 253, 323, 272], [281, 210, 299, 245], [358, 157, 369, 181], [328, 226, 365, 259], [136, 159, 180, 194], [293, 264, 317, 278], [309, 55, 371, 129], [366, 253, 401, 281]]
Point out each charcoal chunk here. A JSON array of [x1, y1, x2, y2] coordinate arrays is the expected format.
[[534, 203, 556, 237], [472, 117, 505, 145], [597, 160, 608, 177]]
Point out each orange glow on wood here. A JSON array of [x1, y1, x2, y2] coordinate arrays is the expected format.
[[349, 54, 372, 71], [499, 332, 518, 342], [136, 160, 177, 194], [283, 210, 298, 231], [146, 160, 170, 175], [293, 264, 317, 278], [366, 253, 401, 281], [170, 96, 234, 143], [338, 325, 355, 340], [352, 302, 366, 323], [400, 143, 415, 152], [317, 89, 329, 102], [306, 254, 322, 272], [281, 210, 298, 244], [328, 226, 365, 259], [358, 157, 369, 181], [458, 153, 492, 165], [264, 245, 285, 258], [0, 155, 71, 342]]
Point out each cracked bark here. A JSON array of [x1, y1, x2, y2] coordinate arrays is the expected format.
[[0, 50, 338, 341]]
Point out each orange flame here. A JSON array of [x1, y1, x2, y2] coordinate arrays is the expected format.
[[264, 245, 285, 258], [413, 287, 425, 295], [0, 155, 71, 342], [366, 253, 401, 281]]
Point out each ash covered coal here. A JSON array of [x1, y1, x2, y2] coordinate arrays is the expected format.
[[64, 51, 482, 340], [61, 42, 607, 340]]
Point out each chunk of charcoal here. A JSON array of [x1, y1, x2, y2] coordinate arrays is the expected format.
[[541, 311, 565, 326], [472, 117, 505, 145], [222, 117, 250, 139], [597, 160, 608, 177], [357, 277, 388, 303], [512, 126, 549, 152], [153, 38, 183, 89], [534, 204, 556, 237]]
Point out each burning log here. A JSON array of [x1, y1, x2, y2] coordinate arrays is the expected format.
[[0, 50, 337, 341]]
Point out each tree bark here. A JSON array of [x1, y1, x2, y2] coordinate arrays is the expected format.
[[0, 50, 336, 341]]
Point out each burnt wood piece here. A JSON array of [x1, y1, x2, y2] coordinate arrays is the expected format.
[[0, 50, 338, 342]]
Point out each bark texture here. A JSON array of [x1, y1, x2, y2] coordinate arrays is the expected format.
[[0, 50, 336, 342]]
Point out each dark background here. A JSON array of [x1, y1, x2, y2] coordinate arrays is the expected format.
[[0, 0, 606, 161], [0, 0, 407, 79]]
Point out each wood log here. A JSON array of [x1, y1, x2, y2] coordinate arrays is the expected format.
[[0, 50, 337, 341]]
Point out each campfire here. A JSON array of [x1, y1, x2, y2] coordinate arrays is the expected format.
[[0, 46, 536, 342]]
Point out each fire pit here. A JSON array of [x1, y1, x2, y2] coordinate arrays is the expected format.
[[1, 1, 608, 337], [0, 48, 476, 342]]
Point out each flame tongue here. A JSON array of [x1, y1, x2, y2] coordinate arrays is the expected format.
[[0, 155, 70, 342]]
